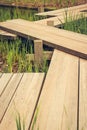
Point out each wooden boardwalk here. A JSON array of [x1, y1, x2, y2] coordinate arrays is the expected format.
[[35, 11, 87, 26], [30, 49, 87, 130], [0, 3, 87, 37], [31, 50, 78, 130], [0, 19, 87, 59], [0, 73, 45, 130], [36, 3, 87, 16], [0, 3, 87, 130], [1, 50, 87, 130], [35, 3, 87, 26]]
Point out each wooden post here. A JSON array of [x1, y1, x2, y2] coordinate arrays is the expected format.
[[34, 40, 43, 64], [38, 7, 44, 13], [47, 20, 54, 26]]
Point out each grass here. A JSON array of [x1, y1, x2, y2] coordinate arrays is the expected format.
[[16, 113, 25, 130], [0, 6, 50, 73], [15, 107, 39, 130], [0, 6, 40, 22], [31, 107, 39, 130], [59, 12, 87, 35], [0, 9, 87, 73], [0, 38, 49, 73], [1, 2, 86, 130]]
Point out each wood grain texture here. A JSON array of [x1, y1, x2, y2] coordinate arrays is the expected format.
[[0, 73, 13, 96], [79, 59, 87, 130], [0, 73, 45, 130], [0, 73, 23, 122], [30, 49, 78, 130], [0, 19, 87, 59], [9, 19, 87, 43]]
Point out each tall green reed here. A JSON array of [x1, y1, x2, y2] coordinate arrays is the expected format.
[[0, 38, 49, 73], [15, 106, 40, 130], [60, 12, 87, 35], [0, 6, 39, 22], [16, 113, 25, 130]]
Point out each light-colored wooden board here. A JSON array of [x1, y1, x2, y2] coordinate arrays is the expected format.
[[30, 49, 78, 130], [0, 29, 16, 37], [0, 73, 45, 130], [0, 73, 13, 96], [79, 59, 87, 130], [0, 19, 87, 59], [9, 19, 87, 45], [36, 3, 87, 16], [35, 3, 87, 27], [10, 19, 87, 44], [0, 73, 23, 122], [0, 29, 16, 39]]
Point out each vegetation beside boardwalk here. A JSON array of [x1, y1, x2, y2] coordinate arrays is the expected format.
[[0, 6, 48, 73], [0, 6, 39, 22], [0, 38, 49, 73], [60, 14, 87, 35], [0, 2, 87, 73], [0, 2, 87, 130]]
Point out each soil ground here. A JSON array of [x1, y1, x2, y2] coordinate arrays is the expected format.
[[0, 0, 87, 9]]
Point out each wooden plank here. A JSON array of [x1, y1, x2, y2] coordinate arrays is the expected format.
[[0, 29, 16, 37], [36, 3, 87, 16], [0, 29, 16, 39], [0, 19, 87, 59], [35, 3, 87, 26], [0, 73, 13, 96], [0, 73, 45, 130], [30, 50, 78, 130], [79, 59, 87, 130], [10, 19, 87, 44], [4, 19, 87, 43], [0, 73, 23, 123]]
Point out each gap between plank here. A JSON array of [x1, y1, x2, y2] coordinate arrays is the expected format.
[[77, 58, 80, 130], [0, 73, 24, 123], [28, 74, 46, 130], [0, 73, 14, 97]]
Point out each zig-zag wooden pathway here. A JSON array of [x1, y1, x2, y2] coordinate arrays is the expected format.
[[0, 19, 87, 59], [0, 73, 45, 130], [0, 49, 87, 130], [0, 3, 87, 130], [35, 3, 87, 26]]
